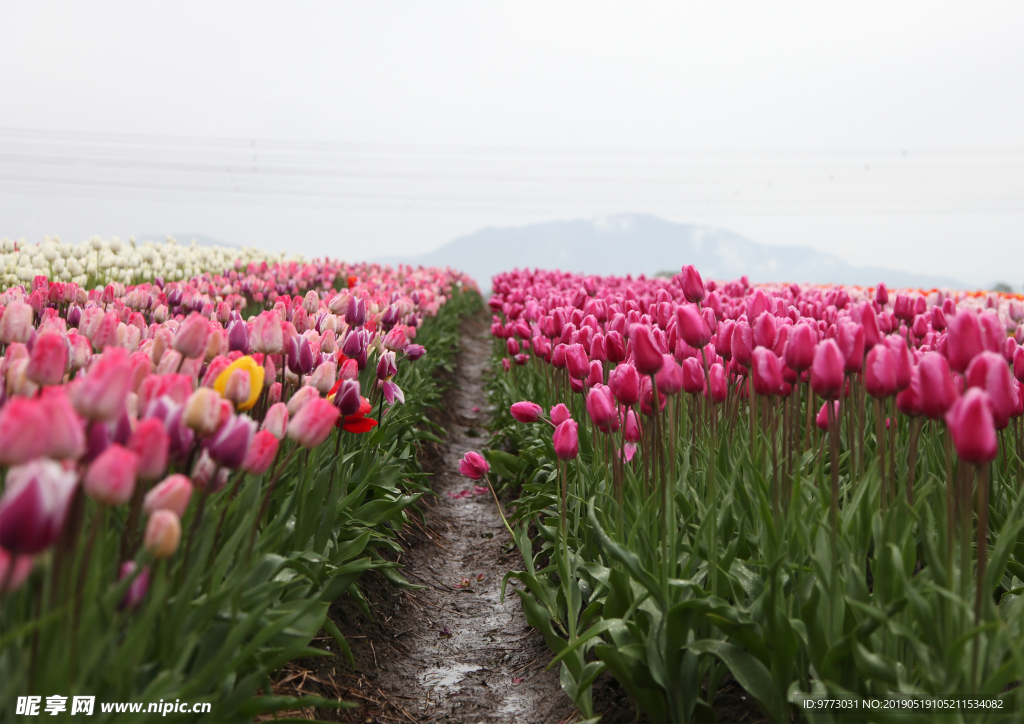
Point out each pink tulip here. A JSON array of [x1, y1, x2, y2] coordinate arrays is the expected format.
[[875, 283, 888, 306], [0, 460, 78, 554], [117, 561, 150, 610], [242, 430, 279, 475], [946, 311, 984, 373], [553, 419, 579, 460], [676, 305, 711, 349], [251, 310, 284, 355], [565, 344, 589, 380], [654, 354, 683, 396], [896, 367, 923, 417], [286, 398, 340, 448], [286, 385, 320, 416], [919, 352, 959, 420], [0, 548, 34, 595], [837, 322, 865, 373], [965, 351, 1018, 430], [604, 331, 626, 364], [864, 345, 897, 398], [84, 444, 138, 506], [0, 397, 49, 465], [706, 362, 728, 403], [681, 357, 705, 394], [1014, 345, 1024, 384], [608, 363, 640, 407], [586, 385, 619, 433], [816, 401, 839, 430], [623, 408, 641, 443], [945, 388, 997, 464], [678, 264, 705, 304], [262, 402, 289, 439], [173, 313, 210, 359], [732, 322, 753, 368], [128, 418, 170, 482], [458, 451, 490, 479], [550, 403, 572, 426], [72, 347, 132, 421], [629, 326, 665, 375], [784, 323, 816, 372], [143, 509, 182, 559], [308, 361, 338, 395], [751, 348, 783, 396], [26, 332, 68, 386], [752, 312, 777, 349], [510, 401, 543, 423], [143, 474, 193, 518], [811, 340, 845, 399], [0, 299, 33, 344], [884, 335, 913, 391]]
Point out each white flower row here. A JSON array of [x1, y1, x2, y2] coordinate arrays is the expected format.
[[0, 236, 305, 292]]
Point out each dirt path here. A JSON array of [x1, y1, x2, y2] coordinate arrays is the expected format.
[[326, 320, 578, 724]]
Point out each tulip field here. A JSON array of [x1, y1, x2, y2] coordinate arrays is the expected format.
[[2, 235, 1024, 723], [0, 236, 478, 721], [480, 268, 1024, 722]]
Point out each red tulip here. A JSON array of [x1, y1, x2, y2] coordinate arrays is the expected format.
[[458, 451, 490, 479], [553, 419, 579, 460], [945, 388, 997, 464], [143, 474, 193, 518], [864, 345, 897, 398], [811, 340, 845, 399], [608, 364, 640, 407], [946, 311, 984, 373], [918, 352, 959, 420], [242, 430, 279, 475], [629, 325, 665, 375], [0, 460, 78, 554], [510, 401, 543, 423], [286, 398, 340, 448]]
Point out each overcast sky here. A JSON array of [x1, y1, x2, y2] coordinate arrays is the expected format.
[[1, 1, 1022, 287]]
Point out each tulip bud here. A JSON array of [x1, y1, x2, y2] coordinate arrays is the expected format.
[[919, 352, 959, 419], [565, 343, 589, 380], [864, 345, 897, 398], [705, 362, 728, 403], [458, 451, 490, 479], [553, 419, 580, 460], [0, 460, 78, 555], [143, 474, 193, 517], [604, 331, 626, 364], [84, 444, 138, 506], [608, 363, 640, 407], [286, 398, 340, 448], [405, 344, 426, 361], [183, 388, 222, 436], [261, 402, 289, 439], [26, 332, 68, 386], [677, 265, 705, 304], [945, 388, 997, 464], [128, 418, 170, 482], [784, 323, 816, 372], [510, 401, 543, 423], [143, 509, 182, 558], [946, 311, 984, 373], [118, 561, 150, 610], [811, 340, 845, 399], [550, 403, 572, 426], [242, 430, 279, 475]]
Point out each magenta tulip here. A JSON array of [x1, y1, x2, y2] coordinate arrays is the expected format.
[[965, 351, 1019, 430], [945, 388, 997, 464], [586, 385, 619, 433], [458, 451, 490, 479], [678, 264, 705, 304], [681, 357, 704, 394], [654, 354, 683, 396], [751, 348, 783, 396], [118, 561, 150, 610], [784, 323, 816, 372], [918, 352, 959, 420], [553, 419, 579, 460], [608, 363, 640, 407], [629, 326, 664, 375], [811, 340, 845, 399], [510, 401, 543, 423], [565, 343, 589, 380], [0, 460, 78, 554], [676, 305, 712, 349], [864, 345, 897, 398], [946, 311, 984, 373], [706, 363, 728, 403], [208, 414, 256, 469], [550, 403, 572, 426]]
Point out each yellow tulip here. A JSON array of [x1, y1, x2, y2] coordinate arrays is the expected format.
[[213, 356, 265, 411]]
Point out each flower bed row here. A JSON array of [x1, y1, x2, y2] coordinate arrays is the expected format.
[[0, 237, 479, 722], [476, 268, 1024, 722]]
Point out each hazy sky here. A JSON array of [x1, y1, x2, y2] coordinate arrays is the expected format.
[[2, 2, 1022, 287]]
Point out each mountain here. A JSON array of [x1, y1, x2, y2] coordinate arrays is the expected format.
[[375, 214, 966, 292]]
